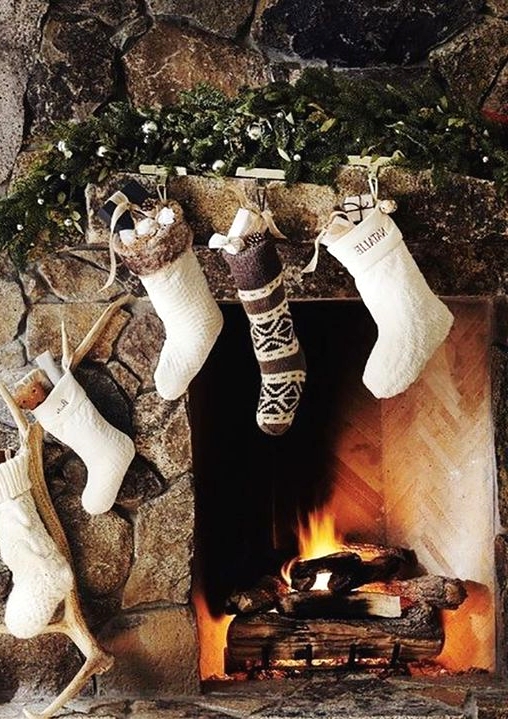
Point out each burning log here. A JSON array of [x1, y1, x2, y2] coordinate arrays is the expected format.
[[277, 589, 401, 619], [225, 575, 290, 615], [226, 603, 444, 666], [291, 546, 418, 593], [368, 575, 467, 610], [289, 552, 363, 591]]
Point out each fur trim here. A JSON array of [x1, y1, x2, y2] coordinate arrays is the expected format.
[[113, 200, 194, 276]]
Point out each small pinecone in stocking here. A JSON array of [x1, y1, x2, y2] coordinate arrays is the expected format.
[[113, 200, 223, 401], [0, 448, 73, 638]]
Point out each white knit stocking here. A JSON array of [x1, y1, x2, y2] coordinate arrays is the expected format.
[[32, 371, 136, 514], [325, 206, 454, 398], [0, 449, 73, 638], [140, 246, 224, 400]]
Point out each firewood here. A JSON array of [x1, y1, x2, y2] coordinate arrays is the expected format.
[[277, 589, 401, 619], [328, 554, 407, 592], [225, 575, 291, 615], [291, 545, 418, 593], [370, 575, 467, 609], [226, 603, 444, 665], [289, 552, 363, 591]]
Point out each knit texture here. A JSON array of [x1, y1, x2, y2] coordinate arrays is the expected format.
[[32, 371, 136, 514], [225, 238, 306, 435], [326, 208, 454, 398], [139, 246, 224, 400], [0, 449, 73, 638]]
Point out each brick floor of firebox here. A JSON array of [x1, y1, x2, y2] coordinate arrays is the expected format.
[[3, 674, 508, 719]]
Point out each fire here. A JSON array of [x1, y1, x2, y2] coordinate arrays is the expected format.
[[282, 507, 346, 589]]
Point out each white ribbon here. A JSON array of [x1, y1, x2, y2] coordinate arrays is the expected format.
[[302, 211, 353, 274], [100, 191, 134, 291], [208, 233, 245, 255]]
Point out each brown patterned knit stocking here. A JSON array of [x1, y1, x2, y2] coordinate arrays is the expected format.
[[224, 237, 306, 435]]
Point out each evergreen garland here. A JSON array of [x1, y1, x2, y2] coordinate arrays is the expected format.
[[2, 68, 508, 267]]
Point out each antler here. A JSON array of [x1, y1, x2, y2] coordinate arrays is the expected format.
[[0, 295, 133, 718]]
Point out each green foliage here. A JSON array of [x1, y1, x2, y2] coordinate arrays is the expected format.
[[2, 68, 508, 267]]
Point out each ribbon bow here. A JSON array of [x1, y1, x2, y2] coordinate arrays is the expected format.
[[208, 233, 246, 255]]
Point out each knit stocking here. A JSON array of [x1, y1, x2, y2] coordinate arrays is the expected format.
[[0, 448, 73, 638], [214, 208, 306, 435], [113, 200, 223, 401], [32, 371, 136, 514], [322, 205, 454, 398]]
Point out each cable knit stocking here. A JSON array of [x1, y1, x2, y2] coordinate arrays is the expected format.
[[211, 207, 306, 435], [113, 200, 223, 401], [32, 371, 135, 514], [0, 448, 73, 638], [323, 205, 454, 398]]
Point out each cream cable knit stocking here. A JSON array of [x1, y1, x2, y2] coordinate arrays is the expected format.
[[140, 247, 224, 400], [0, 448, 73, 638], [324, 205, 454, 398], [32, 371, 135, 514]]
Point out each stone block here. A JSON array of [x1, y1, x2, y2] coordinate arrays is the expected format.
[[146, 0, 253, 39], [26, 302, 130, 363], [132, 393, 192, 479], [97, 607, 200, 697], [123, 22, 269, 108], [122, 474, 194, 607], [253, 0, 482, 65]]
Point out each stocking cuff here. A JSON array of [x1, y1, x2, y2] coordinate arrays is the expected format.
[[31, 370, 87, 433], [326, 205, 402, 276], [0, 449, 31, 502], [224, 238, 282, 291], [113, 200, 193, 276]]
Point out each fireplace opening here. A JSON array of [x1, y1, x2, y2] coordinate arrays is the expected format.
[[188, 298, 497, 682]]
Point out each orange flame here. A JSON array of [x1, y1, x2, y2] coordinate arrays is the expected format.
[[282, 507, 346, 588]]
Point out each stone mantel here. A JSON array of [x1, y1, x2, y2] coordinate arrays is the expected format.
[[85, 166, 508, 301]]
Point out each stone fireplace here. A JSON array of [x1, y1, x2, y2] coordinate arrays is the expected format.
[[1, 167, 508, 716]]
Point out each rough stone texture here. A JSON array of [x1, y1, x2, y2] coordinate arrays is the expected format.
[[114, 307, 162, 390], [254, 0, 482, 65], [123, 22, 270, 108], [147, 0, 254, 39], [26, 303, 130, 363], [430, 18, 508, 112], [115, 456, 165, 511], [107, 360, 141, 401], [37, 255, 124, 303], [122, 474, 194, 608], [0, 633, 86, 700], [54, 494, 133, 597], [26, 16, 116, 132], [487, 0, 508, 14], [75, 365, 134, 436], [97, 607, 200, 697], [132, 393, 192, 480], [0, 1, 48, 184], [0, 340, 26, 371], [0, 278, 25, 346], [483, 61, 508, 123]]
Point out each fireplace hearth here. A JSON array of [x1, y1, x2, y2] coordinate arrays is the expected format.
[[2, 170, 508, 718]]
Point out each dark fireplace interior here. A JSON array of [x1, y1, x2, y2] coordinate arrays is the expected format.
[[189, 298, 497, 681]]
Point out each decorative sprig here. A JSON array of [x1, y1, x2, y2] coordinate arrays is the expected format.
[[2, 68, 508, 267]]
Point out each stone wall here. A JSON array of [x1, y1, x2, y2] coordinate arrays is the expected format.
[[2, 0, 508, 706], [0, 167, 507, 700], [2, 0, 508, 185]]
